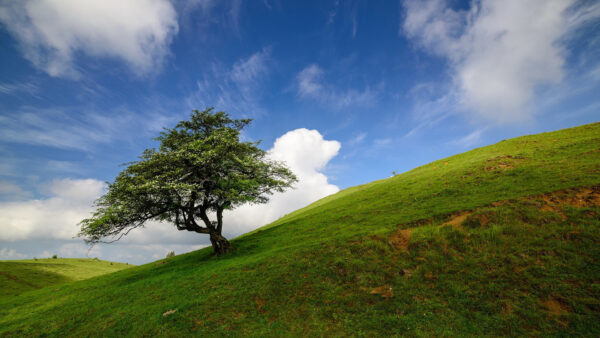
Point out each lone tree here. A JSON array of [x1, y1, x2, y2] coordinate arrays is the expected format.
[[79, 108, 297, 255]]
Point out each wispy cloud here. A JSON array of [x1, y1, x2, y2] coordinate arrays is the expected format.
[[373, 138, 392, 148], [296, 64, 377, 109], [450, 127, 487, 148], [403, 90, 458, 138], [347, 132, 366, 146], [0, 81, 40, 98], [327, 0, 361, 38], [0, 106, 171, 151], [231, 47, 271, 94], [401, 0, 600, 124], [0, 0, 178, 78], [186, 48, 272, 116]]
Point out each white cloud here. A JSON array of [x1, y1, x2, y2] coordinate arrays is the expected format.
[[402, 0, 600, 124], [0, 248, 27, 260], [296, 64, 376, 109], [223, 128, 341, 236], [0, 0, 178, 78], [0, 178, 105, 241]]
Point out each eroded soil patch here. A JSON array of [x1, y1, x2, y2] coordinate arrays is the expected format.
[[484, 155, 525, 172], [535, 186, 600, 209], [388, 229, 412, 253], [443, 212, 472, 229]]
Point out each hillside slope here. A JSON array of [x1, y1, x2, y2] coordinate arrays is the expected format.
[[0, 122, 599, 336], [0, 258, 132, 298]]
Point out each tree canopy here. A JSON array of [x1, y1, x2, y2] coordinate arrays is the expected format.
[[79, 108, 297, 255]]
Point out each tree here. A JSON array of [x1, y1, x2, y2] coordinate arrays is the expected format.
[[78, 108, 297, 255]]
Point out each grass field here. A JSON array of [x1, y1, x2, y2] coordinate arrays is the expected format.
[[0, 122, 598, 336], [0, 258, 132, 298]]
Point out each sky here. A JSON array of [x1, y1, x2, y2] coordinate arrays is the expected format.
[[0, 0, 599, 264]]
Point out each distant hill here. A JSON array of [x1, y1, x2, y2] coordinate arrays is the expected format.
[[0, 122, 599, 336], [0, 258, 132, 297]]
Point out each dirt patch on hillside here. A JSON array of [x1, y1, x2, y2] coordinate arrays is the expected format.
[[485, 163, 514, 172], [542, 298, 570, 327], [536, 186, 600, 209], [443, 212, 472, 229], [484, 155, 525, 172], [542, 297, 569, 317], [388, 229, 412, 253]]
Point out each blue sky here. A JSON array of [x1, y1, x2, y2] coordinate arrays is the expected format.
[[0, 0, 599, 264]]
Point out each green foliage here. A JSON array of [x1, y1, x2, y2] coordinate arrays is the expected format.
[[78, 108, 297, 253], [1, 122, 599, 336], [51, 255, 57, 259], [166, 251, 175, 259]]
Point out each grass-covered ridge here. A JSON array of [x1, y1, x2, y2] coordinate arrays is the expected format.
[[0, 258, 132, 298], [0, 122, 599, 336]]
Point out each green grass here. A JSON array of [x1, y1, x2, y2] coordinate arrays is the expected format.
[[0, 122, 599, 336], [0, 258, 132, 298]]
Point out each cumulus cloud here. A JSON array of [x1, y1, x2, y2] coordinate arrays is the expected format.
[[296, 64, 377, 109], [402, 0, 600, 124], [0, 179, 104, 241], [223, 128, 341, 236], [0, 0, 178, 78]]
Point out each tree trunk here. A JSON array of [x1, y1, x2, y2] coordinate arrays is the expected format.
[[209, 231, 231, 255]]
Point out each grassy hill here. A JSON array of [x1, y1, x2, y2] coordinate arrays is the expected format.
[[0, 258, 132, 298], [0, 122, 599, 336]]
